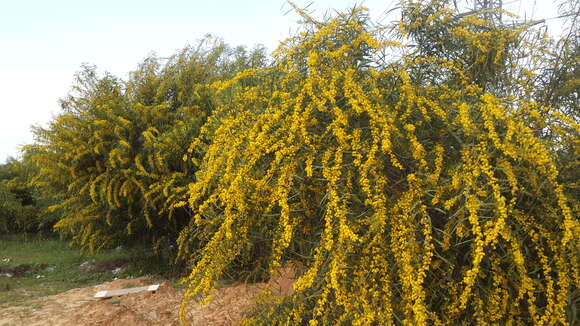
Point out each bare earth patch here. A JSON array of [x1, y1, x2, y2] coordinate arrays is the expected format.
[[0, 268, 298, 326]]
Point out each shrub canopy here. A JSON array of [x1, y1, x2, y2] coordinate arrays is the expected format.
[[30, 38, 267, 252], [178, 2, 579, 325]]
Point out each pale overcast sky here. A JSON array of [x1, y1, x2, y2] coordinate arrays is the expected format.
[[0, 0, 565, 163]]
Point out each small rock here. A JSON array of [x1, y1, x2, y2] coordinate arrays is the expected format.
[[148, 311, 158, 320]]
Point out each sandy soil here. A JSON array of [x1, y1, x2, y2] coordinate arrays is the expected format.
[[0, 268, 298, 326]]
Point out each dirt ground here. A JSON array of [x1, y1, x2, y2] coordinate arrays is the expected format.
[[0, 268, 297, 326]]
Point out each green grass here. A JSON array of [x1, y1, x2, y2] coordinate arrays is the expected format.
[[0, 233, 182, 307]]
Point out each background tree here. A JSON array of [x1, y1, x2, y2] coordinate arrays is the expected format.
[[30, 37, 267, 253], [0, 152, 53, 233]]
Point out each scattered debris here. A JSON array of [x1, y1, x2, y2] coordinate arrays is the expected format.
[[1, 258, 10, 263], [147, 311, 158, 320], [78, 260, 96, 272], [92, 258, 130, 273], [0, 263, 59, 278], [0, 266, 301, 326], [112, 267, 123, 275], [95, 284, 160, 299], [0, 278, 179, 326], [0, 263, 49, 277]]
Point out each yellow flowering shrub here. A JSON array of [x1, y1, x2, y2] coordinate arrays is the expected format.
[[0, 154, 51, 233], [30, 38, 267, 252], [179, 2, 578, 325]]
